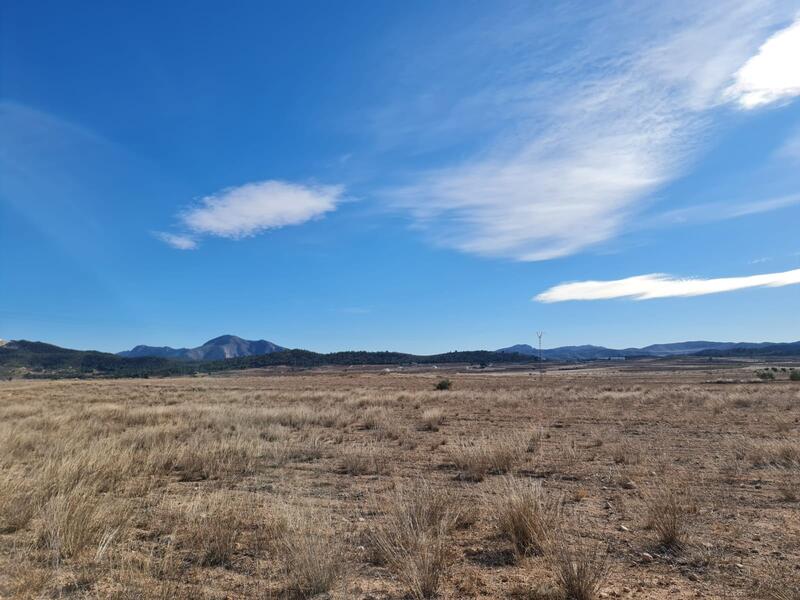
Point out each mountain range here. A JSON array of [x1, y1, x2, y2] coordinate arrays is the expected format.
[[118, 335, 285, 360], [2, 335, 799, 380], [496, 340, 795, 360]]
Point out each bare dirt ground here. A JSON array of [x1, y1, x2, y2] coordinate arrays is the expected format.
[[1, 362, 798, 599]]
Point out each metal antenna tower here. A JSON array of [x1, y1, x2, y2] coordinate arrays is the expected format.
[[536, 331, 544, 380]]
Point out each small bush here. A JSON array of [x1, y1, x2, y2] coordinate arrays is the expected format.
[[790, 370, 800, 382], [756, 370, 775, 381], [434, 379, 452, 391]]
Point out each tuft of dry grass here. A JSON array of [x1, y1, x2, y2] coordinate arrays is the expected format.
[[367, 482, 459, 599], [749, 439, 800, 469], [361, 406, 390, 430], [278, 505, 343, 598], [492, 477, 563, 557], [181, 491, 247, 567], [754, 560, 800, 600], [0, 471, 37, 533], [36, 482, 130, 561], [419, 407, 444, 431], [644, 481, 694, 550], [547, 535, 608, 600], [449, 432, 527, 481], [339, 442, 391, 475]]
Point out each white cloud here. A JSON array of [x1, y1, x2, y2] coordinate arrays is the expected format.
[[154, 232, 197, 250], [648, 193, 800, 227], [387, 2, 795, 261], [726, 17, 800, 109], [181, 180, 343, 239], [158, 180, 344, 249], [535, 268, 800, 302]]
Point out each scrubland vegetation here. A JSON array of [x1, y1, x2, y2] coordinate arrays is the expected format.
[[0, 366, 798, 598]]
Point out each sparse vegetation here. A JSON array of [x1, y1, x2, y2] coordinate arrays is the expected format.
[[547, 535, 608, 600], [367, 482, 459, 599], [419, 407, 444, 431], [0, 365, 797, 598], [644, 481, 694, 550], [434, 378, 452, 391], [449, 432, 527, 481], [492, 477, 562, 557]]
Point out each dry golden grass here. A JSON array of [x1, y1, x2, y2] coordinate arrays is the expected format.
[[547, 535, 608, 600], [0, 364, 798, 598], [419, 407, 445, 431], [448, 431, 528, 481], [644, 480, 695, 550], [491, 476, 562, 557], [278, 505, 343, 598], [367, 481, 459, 599]]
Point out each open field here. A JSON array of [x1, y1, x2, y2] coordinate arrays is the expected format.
[[1, 364, 799, 599]]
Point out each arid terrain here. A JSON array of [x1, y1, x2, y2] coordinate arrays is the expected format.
[[1, 363, 798, 599]]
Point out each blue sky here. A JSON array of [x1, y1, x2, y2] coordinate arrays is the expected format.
[[2, 0, 799, 354]]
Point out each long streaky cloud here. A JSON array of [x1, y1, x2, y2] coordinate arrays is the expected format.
[[388, 3, 798, 261], [535, 268, 800, 303]]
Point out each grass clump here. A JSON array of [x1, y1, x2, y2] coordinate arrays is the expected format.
[[339, 443, 391, 476], [279, 506, 342, 598], [419, 407, 444, 431], [644, 482, 694, 550], [492, 477, 562, 557], [449, 433, 527, 481], [182, 491, 246, 567], [367, 482, 459, 599], [548, 535, 608, 600]]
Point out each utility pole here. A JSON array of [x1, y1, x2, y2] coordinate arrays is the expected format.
[[536, 331, 544, 381]]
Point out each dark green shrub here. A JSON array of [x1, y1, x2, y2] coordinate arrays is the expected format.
[[790, 370, 800, 382], [434, 379, 452, 391]]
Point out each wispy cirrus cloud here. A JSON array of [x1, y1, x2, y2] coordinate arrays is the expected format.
[[726, 16, 800, 109], [535, 268, 800, 302], [153, 232, 197, 250], [159, 180, 344, 249], [388, 2, 798, 261], [647, 193, 800, 227]]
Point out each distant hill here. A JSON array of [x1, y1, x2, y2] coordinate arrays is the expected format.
[[118, 335, 286, 360], [0, 340, 173, 378], [1, 340, 534, 379], [497, 340, 799, 360], [695, 341, 800, 357]]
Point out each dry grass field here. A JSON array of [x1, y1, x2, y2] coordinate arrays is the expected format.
[[1, 364, 799, 599]]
